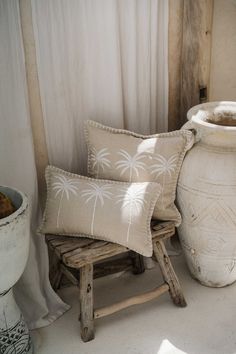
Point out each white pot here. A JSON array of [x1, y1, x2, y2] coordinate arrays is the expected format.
[[177, 101, 236, 287], [0, 186, 33, 353]]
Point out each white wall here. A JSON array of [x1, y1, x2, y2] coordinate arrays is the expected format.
[[210, 0, 236, 101]]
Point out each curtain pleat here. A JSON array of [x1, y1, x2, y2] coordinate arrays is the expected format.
[[32, 0, 169, 174], [0, 0, 69, 329], [0, 0, 168, 330]]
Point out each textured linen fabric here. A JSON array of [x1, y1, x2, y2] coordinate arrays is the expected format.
[[31, 0, 169, 174], [85, 120, 194, 226], [38, 166, 162, 257], [1, 0, 169, 329], [0, 1, 69, 330]]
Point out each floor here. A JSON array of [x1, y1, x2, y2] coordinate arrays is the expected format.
[[32, 254, 236, 354]]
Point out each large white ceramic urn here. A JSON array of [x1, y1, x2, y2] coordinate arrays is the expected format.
[[0, 186, 33, 353], [177, 101, 236, 287]]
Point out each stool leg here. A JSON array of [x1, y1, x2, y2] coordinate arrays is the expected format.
[[49, 249, 62, 290], [153, 240, 187, 307], [130, 252, 145, 274], [79, 264, 94, 342], [52, 267, 63, 291]]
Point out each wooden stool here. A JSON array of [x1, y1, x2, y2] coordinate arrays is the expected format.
[[46, 221, 186, 342]]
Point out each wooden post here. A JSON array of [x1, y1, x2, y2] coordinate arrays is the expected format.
[[153, 240, 187, 307], [180, 0, 214, 125], [79, 264, 94, 342], [168, 0, 184, 131], [19, 0, 49, 206], [130, 252, 145, 275], [94, 284, 169, 319]]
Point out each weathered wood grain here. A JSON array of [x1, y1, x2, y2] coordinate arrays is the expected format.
[[19, 0, 49, 205], [80, 264, 94, 342], [180, 0, 213, 124], [153, 240, 187, 307], [130, 252, 145, 275], [94, 284, 169, 319], [46, 221, 186, 342], [63, 241, 129, 268], [168, 0, 184, 130], [60, 264, 78, 286]]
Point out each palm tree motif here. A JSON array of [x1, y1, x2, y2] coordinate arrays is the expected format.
[[81, 182, 112, 235], [52, 174, 79, 228], [150, 153, 179, 208], [116, 185, 147, 242], [90, 147, 111, 177], [115, 150, 146, 182]]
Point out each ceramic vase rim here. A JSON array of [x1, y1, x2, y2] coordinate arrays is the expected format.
[[187, 101, 236, 132], [0, 186, 28, 227]]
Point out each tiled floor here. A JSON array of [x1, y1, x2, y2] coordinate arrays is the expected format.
[[32, 254, 236, 354]]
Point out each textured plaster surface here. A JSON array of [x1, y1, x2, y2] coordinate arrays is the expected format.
[[210, 0, 236, 101]]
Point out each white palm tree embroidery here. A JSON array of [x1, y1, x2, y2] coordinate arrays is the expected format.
[[150, 153, 178, 208], [52, 175, 79, 228], [81, 182, 112, 235], [115, 150, 146, 182], [90, 147, 111, 177], [116, 185, 147, 242]]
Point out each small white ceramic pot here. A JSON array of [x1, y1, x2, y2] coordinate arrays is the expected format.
[[0, 186, 33, 353], [177, 101, 236, 287]]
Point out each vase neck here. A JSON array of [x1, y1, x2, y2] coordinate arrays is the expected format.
[[194, 124, 236, 149]]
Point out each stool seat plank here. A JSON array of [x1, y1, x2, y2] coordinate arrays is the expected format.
[[47, 237, 95, 258], [152, 221, 175, 238], [63, 241, 129, 268]]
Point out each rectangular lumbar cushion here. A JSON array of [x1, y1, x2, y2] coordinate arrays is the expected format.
[[85, 120, 194, 226], [38, 166, 162, 257]]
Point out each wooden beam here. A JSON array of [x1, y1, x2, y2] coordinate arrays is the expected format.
[[153, 240, 187, 307], [19, 0, 49, 206], [180, 0, 214, 126], [60, 264, 79, 286], [130, 252, 145, 275], [94, 284, 169, 319], [63, 241, 129, 269], [168, 0, 184, 131], [80, 264, 94, 342]]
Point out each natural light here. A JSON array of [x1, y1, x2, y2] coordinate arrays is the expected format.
[[157, 339, 187, 354]]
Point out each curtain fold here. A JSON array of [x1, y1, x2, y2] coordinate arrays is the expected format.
[[0, 0, 69, 330], [0, 0, 168, 330], [32, 0, 168, 174]]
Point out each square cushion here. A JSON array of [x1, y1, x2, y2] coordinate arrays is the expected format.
[[38, 166, 162, 256], [85, 120, 194, 226]]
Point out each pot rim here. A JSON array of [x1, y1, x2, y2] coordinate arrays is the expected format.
[[187, 101, 236, 132], [0, 186, 28, 226]]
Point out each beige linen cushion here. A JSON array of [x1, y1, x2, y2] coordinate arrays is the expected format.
[[85, 120, 194, 226], [38, 166, 162, 257]]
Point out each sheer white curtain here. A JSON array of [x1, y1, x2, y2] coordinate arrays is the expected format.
[[32, 0, 168, 174], [0, 0, 69, 329], [0, 0, 168, 330]]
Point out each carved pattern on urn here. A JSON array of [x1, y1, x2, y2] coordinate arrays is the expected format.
[[177, 102, 236, 287]]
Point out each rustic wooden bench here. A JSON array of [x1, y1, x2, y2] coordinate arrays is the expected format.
[[46, 221, 186, 342]]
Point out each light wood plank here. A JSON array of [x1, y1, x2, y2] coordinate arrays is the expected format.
[[180, 0, 214, 123], [168, 0, 184, 130], [63, 243, 129, 268], [151, 221, 175, 231], [153, 240, 187, 307], [152, 231, 175, 243], [19, 0, 49, 206], [80, 264, 94, 342], [60, 264, 79, 286], [94, 284, 169, 319]]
